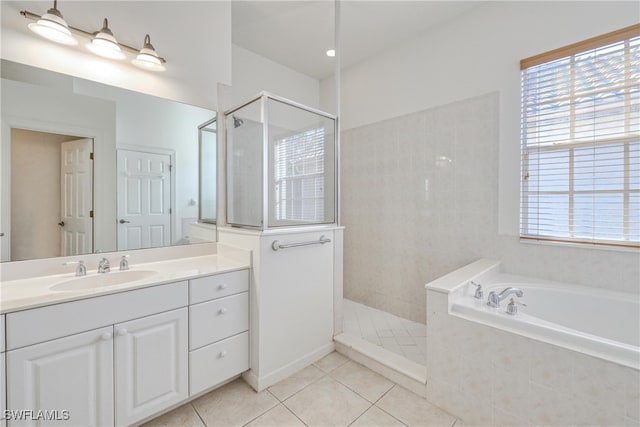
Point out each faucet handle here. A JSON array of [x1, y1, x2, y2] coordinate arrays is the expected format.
[[120, 254, 130, 271], [506, 298, 527, 315], [63, 260, 87, 277], [470, 281, 483, 299]]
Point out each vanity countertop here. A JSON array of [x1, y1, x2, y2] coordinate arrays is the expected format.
[[0, 253, 250, 314]]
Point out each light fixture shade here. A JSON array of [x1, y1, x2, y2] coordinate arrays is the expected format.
[[87, 18, 125, 60], [132, 34, 166, 72], [28, 1, 77, 45]]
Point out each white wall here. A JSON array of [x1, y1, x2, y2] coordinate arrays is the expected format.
[[329, 1, 639, 236], [231, 44, 320, 110], [0, 1, 231, 110], [74, 79, 215, 244], [330, 1, 640, 303]]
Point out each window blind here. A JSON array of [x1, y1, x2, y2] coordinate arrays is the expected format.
[[273, 127, 327, 223], [520, 24, 640, 248]]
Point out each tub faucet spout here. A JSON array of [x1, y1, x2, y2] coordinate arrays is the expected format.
[[487, 287, 523, 308]]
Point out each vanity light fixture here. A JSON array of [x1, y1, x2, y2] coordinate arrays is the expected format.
[[326, 49, 336, 57], [20, 8, 167, 72], [27, 0, 78, 46], [87, 18, 125, 60], [132, 35, 166, 72]]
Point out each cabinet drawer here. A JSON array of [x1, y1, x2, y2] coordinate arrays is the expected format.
[[189, 270, 249, 304], [189, 331, 248, 396], [6, 281, 188, 350], [189, 293, 248, 350]]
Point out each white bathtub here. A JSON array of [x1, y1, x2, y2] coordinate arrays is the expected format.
[[450, 273, 640, 369]]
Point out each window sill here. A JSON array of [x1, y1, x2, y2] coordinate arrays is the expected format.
[[519, 237, 640, 254]]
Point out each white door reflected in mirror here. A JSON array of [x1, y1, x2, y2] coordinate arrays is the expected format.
[[60, 138, 93, 256]]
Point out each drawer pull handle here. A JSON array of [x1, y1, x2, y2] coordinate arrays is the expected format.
[[101, 332, 112, 341], [218, 284, 228, 290], [219, 351, 227, 358], [218, 308, 228, 315], [117, 328, 128, 336]]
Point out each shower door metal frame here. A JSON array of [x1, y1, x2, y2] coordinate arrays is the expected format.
[[223, 91, 339, 230]]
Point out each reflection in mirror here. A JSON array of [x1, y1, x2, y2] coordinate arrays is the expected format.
[[199, 118, 217, 224], [11, 129, 94, 261], [0, 59, 217, 262]]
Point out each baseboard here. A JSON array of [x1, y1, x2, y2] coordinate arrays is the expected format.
[[334, 333, 427, 398], [248, 341, 335, 392]]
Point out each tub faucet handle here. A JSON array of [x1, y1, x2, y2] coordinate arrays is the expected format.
[[470, 281, 483, 299], [506, 298, 526, 315]]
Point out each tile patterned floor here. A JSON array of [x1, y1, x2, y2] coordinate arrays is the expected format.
[[143, 352, 458, 427], [342, 299, 427, 365]]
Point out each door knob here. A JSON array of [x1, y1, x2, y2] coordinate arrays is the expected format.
[[58, 221, 65, 226], [117, 328, 128, 336], [0, 232, 4, 237], [101, 332, 112, 341], [119, 219, 130, 224]]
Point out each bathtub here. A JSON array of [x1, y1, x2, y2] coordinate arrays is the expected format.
[[450, 273, 640, 369]]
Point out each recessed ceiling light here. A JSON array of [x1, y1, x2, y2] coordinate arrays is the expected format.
[[326, 49, 335, 57]]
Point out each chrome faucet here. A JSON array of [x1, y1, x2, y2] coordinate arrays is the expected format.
[[63, 260, 86, 277], [487, 287, 523, 308], [98, 257, 111, 273]]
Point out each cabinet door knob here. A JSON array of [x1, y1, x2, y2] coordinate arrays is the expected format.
[[101, 332, 112, 341], [219, 351, 227, 358], [117, 328, 128, 336], [218, 284, 227, 290], [218, 308, 227, 315]]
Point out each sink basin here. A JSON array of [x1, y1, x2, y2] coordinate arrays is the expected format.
[[50, 270, 157, 291]]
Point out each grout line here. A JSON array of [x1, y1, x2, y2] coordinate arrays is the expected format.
[[346, 402, 375, 426], [278, 368, 328, 403], [239, 398, 280, 427], [190, 402, 208, 427], [282, 403, 309, 426], [371, 385, 410, 426]]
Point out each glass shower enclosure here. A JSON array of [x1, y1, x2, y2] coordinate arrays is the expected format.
[[225, 93, 337, 229]]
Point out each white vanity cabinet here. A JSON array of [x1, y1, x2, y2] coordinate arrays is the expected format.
[[115, 308, 188, 426], [2, 266, 251, 426], [5, 281, 188, 427], [7, 327, 114, 427], [188, 269, 249, 396]]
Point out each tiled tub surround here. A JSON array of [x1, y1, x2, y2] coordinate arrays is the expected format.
[[341, 93, 500, 323], [341, 91, 640, 324], [425, 259, 640, 426]]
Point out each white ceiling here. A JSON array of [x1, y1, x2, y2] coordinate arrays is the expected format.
[[232, 1, 482, 80]]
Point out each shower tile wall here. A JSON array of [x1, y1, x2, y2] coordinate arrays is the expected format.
[[341, 93, 500, 323]]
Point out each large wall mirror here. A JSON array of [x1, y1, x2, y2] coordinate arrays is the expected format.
[[0, 59, 217, 262]]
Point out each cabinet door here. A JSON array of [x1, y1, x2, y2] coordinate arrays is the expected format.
[[115, 308, 188, 426], [6, 327, 114, 427]]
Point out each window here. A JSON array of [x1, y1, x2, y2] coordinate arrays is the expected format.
[[520, 24, 640, 248], [274, 127, 327, 223]]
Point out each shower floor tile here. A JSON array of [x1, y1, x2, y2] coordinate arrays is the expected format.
[[342, 299, 426, 365]]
